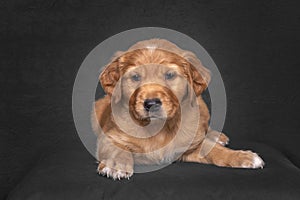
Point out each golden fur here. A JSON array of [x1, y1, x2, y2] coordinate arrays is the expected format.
[[92, 39, 264, 179]]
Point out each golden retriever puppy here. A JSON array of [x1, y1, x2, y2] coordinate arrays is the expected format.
[[92, 39, 264, 180]]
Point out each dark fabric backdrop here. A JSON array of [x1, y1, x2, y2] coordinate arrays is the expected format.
[[0, 0, 299, 199]]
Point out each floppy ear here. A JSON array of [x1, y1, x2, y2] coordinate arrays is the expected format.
[[181, 52, 210, 107], [99, 58, 122, 103], [183, 51, 211, 96], [188, 64, 210, 96]]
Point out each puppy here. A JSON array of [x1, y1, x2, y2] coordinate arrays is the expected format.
[[92, 39, 264, 180]]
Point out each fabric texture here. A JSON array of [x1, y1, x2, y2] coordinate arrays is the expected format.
[[1, 0, 299, 199], [7, 143, 300, 200]]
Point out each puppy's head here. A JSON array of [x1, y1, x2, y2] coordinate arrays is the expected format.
[[100, 39, 210, 125], [125, 64, 182, 126]]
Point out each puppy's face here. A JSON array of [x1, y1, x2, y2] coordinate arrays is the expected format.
[[100, 48, 210, 125], [122, 64, 185, 122]]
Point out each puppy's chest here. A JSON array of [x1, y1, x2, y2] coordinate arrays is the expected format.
[[133, 128, 203, 165], [132, 146, 182, 165]]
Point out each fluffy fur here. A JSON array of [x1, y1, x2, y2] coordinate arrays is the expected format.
[[92, 39, 264, 180]]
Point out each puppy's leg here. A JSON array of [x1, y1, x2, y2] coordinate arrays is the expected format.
[[181, 143, 264, 169], [217, 133, 229, 146], [97, 135, 134, 180], [207, 128, 229, 146]]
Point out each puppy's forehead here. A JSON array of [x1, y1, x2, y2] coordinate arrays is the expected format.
[[167, 64, 181, 70], [126, 63, 180, 74]]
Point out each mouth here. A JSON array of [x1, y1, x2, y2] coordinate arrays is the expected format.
[[149, 116, 165, 121], [139, 112, 165, 120], [136, 107, 167, 121]]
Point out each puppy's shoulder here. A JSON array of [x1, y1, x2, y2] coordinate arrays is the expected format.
[[95, 95, 111, 109], [196, 95, 210, 121], [92, 95, 112, 134]]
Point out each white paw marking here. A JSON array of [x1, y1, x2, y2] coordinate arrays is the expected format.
[[218, 140, 229, 146], [98, 166, 133, 180], [241, 152, 265, 169], [252, 153, 265, 169]]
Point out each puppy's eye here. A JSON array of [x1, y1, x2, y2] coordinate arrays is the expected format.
[[165, 72, 176, 80], [131, 74, 141, 82]]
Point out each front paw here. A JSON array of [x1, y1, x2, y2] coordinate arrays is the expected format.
[[97, 159, 134, 180], [230, 150, 265, 169], [217, 133, 230, 146]]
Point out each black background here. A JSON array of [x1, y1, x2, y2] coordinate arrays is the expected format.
[[1, 0, 299, 199]]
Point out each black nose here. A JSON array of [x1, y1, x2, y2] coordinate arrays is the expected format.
[[143, 98, 162, 112]]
